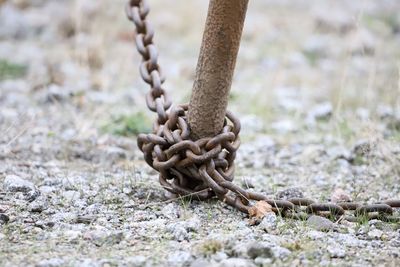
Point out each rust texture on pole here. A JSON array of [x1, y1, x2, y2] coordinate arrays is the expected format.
[[188, 0, 248, 139]]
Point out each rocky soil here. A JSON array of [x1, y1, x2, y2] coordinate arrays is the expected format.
[[1, 0, 400, 266]]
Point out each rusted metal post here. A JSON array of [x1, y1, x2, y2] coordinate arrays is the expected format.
[[188, 0, 248, 139]]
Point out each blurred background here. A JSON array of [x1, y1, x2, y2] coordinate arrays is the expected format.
[[1, 0, 399, 141]]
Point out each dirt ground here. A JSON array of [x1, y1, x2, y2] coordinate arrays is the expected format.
[[1, 0, 400, 266]]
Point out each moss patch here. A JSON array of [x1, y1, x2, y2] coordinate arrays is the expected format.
[[102, 112, 151, 136], [0, 60, 27, 80]]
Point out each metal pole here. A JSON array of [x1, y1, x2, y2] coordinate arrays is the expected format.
[[188, 0, 248, 139]]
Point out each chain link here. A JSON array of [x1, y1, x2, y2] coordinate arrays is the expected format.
[[126, 0, 400, 223], [126, 0, 171, 125]]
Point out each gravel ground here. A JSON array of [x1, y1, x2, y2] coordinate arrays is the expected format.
[[1, 0, 400, 266]]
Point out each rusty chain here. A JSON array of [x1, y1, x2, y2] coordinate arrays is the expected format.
[[126, 0, 400, 223]]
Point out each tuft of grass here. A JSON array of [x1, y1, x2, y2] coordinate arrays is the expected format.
[[178, 195, 192, 213], [102, 112, 151, 136], [387, 120, 400, 132], [351, 155, 365, 166], [0, 59, 27, 80], [383, 14, 400, 33], [302, 50, 321, 66], [335, 119, 355, 142], [282, 240, 303, 251], [198, 239, 223, 256], [390, 130, 400, 142], [363, 13, 400, 34], [355, 218, 370, 228]]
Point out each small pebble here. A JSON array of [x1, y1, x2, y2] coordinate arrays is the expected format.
[[247, 242, 274, 259], [0, 214, 10, 224], [368, 229, 383, 240], [307, 215, 336, 232], [3, 175, 35, 193], [275, 187, 304, 200], [327, 246, 346, 258], [218, 258, 256, 267]]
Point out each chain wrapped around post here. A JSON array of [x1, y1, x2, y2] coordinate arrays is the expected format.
[[126, 0, 400, 223]]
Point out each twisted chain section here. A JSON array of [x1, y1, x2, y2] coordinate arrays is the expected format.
[[246, 196, 400, 223], [126, 0, 171, 128], [126, 0, 400, 223]]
